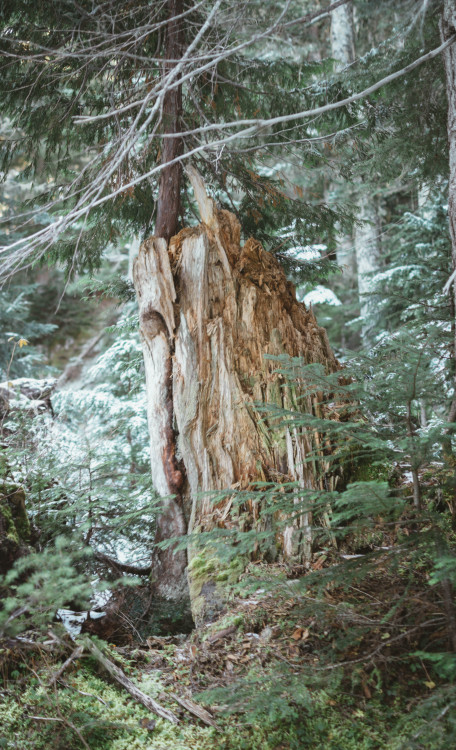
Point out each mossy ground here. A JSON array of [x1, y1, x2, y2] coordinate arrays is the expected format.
[[1, 559, 454, 750], [2, 466, 455, 749], [0, 648, 452, 750]]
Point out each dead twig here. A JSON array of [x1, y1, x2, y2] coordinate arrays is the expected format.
[[58, 681, 108, 706], [48, 645, 84, 686], [28, 667, 92, 750]]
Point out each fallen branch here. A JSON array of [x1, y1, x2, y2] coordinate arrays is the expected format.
[[48, 645, 84, 686], [83, 638, 179, 724], [170, 692, 220, 730], [207, 625, 237, 644], [60, 680, 108, 706], [93, 551, 152, 576], [27, 715, 64, 722], [2, 637, 55, 653]]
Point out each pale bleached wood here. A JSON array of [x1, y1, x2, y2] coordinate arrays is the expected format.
[[84, 638, 179, 724], [133, 236, 188, 601], [133, 176, 341, 622], [48, 645, 84, 686], [170, 692, 220, 729]]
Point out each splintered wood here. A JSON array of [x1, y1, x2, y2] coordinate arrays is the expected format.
[[134, 169, 341, 615]]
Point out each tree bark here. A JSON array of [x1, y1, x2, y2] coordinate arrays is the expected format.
[[134, 170, 341, 623], [329, 2, 357, 277], [155, 0, 183, 242], [439, 4, 456, 650], [354, 193, 381, 344], [441, 4, 456, 423], [133, 235, 188, 602], [330, 1, 382, 344], [330, 0, 355, 72]]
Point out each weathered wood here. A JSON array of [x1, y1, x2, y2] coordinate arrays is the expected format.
[[83, 638, 179, 724], [134, 170, 341, 623], [170, 691, 220, 729], [133, 236, 187, 602]]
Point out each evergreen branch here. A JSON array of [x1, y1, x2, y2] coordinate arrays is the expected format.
[[93, 551, 152, 576], [281, 0, 351, 30], [160, 35, 456, 141], [1, 14, 453, 278]]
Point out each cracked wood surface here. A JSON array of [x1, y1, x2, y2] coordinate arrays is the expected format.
[[134, 173, 340, 618]]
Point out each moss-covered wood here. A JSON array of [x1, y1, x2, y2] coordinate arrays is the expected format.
[[0, 483, 31, 575]]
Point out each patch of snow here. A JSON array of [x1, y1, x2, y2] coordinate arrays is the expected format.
[[290, 244, 326, 261], [56, 609, 106, 639], [374, 265, 424, 281], [300, 285, 342, 307]]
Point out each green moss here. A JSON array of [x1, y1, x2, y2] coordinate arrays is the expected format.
[[188, 552, 218, 579], [0, 661, 214, 750], [1, 653, 454, 750], [0, 502, 19, 544], [188, 549, 247, 627], [351, 460, 392, 484], [0, 484, 30, 544]]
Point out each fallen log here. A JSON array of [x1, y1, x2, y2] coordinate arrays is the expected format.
[[82, 638, 179, 724], [170, 692, 220, 730]]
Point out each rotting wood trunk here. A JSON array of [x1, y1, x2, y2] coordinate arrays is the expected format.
[[133, 234, 188, 603], [134, 169, 341, 624], [155, 0, 183, 242]]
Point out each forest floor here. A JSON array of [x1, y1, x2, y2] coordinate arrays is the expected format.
[[1, 549, 455, 750]]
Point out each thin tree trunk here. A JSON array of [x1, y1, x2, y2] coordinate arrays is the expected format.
[[329, 0, 356, 272], [354, 193, 381, 344], [439, 6, 456, 642], [133, 0, 187, 604], [155, 0, 183, 242], [441, 5, 456, 425], [134, 169, 341, 624], [405, 400, 422, 511], [330, 0, 355, 72], [330, 2, 382, 344]]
